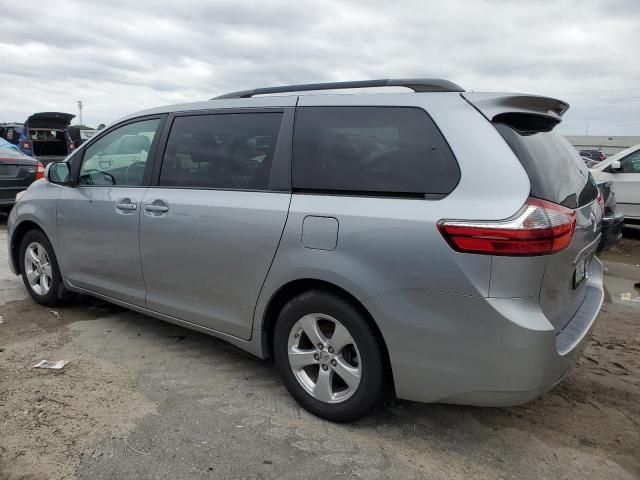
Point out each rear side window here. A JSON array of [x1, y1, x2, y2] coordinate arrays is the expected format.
[[494, 124, 598, 208], [292, 107, 460, 197], [159, 113, 283, 190]]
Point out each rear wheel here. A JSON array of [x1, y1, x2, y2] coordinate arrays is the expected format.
[[274, 290, 387, 422], [19, 229, 75, 306]]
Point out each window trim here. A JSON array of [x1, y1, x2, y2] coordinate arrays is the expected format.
[[149, 107, 293, 193], [290, 105, 461, 199], [70, 114, 167, 188]]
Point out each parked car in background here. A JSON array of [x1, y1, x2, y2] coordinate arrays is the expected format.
[[7, 79, 604, 422], [0, 138, 44, 213], [67, 126, 99, 149], [579, 149, 606, 163], [591, 144, 640, 225], [18, 112, 75, 165], [0, 123, 23, 145], [581, 155, 598, 168], [596, 181, 624, 252]]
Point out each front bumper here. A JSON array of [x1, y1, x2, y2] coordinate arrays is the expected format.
[[6, 207, 19, 275], [364, 258, 604, 406], [597, 212, 624, 252]]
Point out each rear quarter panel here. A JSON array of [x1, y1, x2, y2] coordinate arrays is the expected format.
[[253, 93, 532, 331]]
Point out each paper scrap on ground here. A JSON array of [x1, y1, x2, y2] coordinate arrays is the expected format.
[[0, 315, 4, 324], [33, 360, 68, 369], [49, 310, 62, 320], [620, 292, 640, 303]]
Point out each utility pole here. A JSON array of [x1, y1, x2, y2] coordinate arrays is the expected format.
[[77, 100, 83, 126]]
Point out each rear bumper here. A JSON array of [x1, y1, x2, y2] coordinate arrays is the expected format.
[[597, 212, 624, 252], [364, 258, 604, 406], [0, 187, 27, 206]]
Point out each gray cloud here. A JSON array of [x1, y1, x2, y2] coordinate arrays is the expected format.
[[0, 0, 638, 134]]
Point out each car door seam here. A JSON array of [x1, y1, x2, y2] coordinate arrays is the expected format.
[[138, 188, 149, 308], [250, 192, 293, 335]]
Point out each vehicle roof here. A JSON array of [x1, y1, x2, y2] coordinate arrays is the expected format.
[[0, 138, 34, 161], [114, 88, 569, 131]]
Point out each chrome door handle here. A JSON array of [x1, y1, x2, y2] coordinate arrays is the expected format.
[[115, 202, 137, 211], [144, 204, 169, 213]]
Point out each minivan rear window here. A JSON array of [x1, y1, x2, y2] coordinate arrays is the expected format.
[[292, 107, 460, 197], [494, 124, 598, 208]]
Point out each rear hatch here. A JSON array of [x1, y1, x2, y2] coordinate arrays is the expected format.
[[0, 148, 39, 203], [25, 112, 75, 130], [464, 93, 601, 330], [25, 112, 75, 163]]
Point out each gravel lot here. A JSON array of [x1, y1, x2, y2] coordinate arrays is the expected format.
[[1, 221, 639, 480]]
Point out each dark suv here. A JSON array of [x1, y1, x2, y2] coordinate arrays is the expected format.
[[579, 149, 606, 163], [18, 112, 76, 165]]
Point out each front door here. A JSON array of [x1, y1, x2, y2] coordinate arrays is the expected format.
[[140, 111, 291, 339], [57, 117, 163, 306]]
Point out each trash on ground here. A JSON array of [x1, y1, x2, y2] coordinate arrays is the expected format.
[[49, 310, 62, 320], [0, 315, 3, 324], [33, 360, 68, 369], [620, 292, 640, 303]]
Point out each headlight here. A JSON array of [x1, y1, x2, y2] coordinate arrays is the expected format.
[[15, 191, 25, 202]]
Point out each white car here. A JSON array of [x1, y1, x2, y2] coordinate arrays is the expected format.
[[591, 144, 640, 224]]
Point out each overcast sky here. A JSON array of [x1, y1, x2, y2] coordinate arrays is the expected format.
[[1, 0, 638, 135]]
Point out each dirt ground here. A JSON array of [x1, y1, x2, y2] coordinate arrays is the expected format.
[[0, 224, 639, 480]]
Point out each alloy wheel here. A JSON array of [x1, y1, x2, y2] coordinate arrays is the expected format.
[[24, 241, 53, 296], [287, 313, 362, 403]]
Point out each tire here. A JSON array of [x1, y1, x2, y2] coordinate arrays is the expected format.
[[19, 229, 75, 307], [273, 290, 388, 422]]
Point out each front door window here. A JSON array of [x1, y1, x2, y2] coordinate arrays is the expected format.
[[79, 119, 160, 186]]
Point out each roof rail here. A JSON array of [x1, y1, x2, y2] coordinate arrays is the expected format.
[[212, 78, 464, 100]]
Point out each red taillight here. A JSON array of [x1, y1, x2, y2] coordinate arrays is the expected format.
[[599, 152, 606, 161], [22, 141, 32, 150], [438, 197, 576, 256], [35, 162, 45, 180]]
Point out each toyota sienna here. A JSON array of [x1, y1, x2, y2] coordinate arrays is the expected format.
[[7, 79, 604, 422]]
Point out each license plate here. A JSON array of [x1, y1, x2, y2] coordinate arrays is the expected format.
[[0, 165, 19, 177], [573, 257, 589, 289]]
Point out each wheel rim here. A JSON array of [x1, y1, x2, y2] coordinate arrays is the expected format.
[[24, 241, 52, 296], [287, 313, 362, 404]]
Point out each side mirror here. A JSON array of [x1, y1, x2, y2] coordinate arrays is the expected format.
[[609, 160, 622, 172], [46, 162, 71, 185]]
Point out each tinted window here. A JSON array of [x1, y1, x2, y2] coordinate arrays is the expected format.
[[620, 150, 640, 173], [292, 107, 460, 196], [159, 113, 283, 190], [494, 124, 598, 208], [79, 119, 160, 186]]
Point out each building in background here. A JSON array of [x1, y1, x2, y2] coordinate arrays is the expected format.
[[566, 135, 640, 156]]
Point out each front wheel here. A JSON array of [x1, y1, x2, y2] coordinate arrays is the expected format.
[[19, 229, 75, 307], [273, 290, 388, 422]]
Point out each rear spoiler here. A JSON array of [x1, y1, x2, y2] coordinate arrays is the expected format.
[[462, 92, 569, 132]]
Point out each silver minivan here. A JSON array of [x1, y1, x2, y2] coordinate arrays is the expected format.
[[8, 79, 604, 422]]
